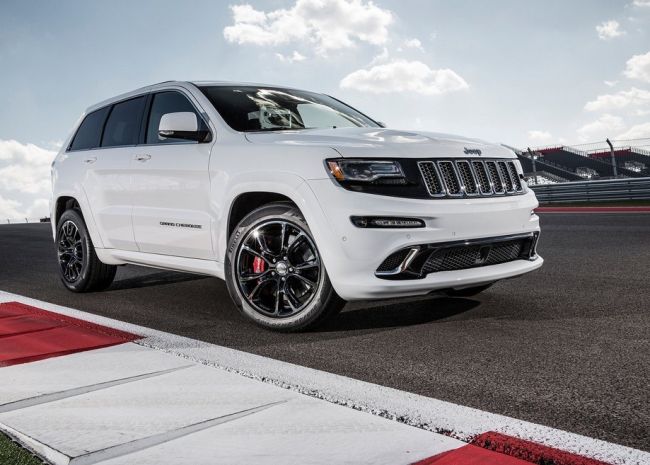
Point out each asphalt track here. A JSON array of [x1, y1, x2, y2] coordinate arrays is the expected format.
[[0, 214, 648, 451]]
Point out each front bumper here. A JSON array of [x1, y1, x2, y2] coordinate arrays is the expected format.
[[299, 179, 543, 301]]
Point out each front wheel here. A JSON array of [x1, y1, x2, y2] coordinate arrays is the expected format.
[[225, 203, 345, 332]]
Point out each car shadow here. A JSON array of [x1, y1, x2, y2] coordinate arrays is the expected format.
[[316, 296, 480, 333]]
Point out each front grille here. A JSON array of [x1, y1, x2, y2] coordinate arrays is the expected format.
[[421, 240, 525, 274], [418, 159, 524, 198], [375, 233, 538, 280]]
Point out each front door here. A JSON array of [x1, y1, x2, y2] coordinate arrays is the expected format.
[[131, 90, 214, 259]]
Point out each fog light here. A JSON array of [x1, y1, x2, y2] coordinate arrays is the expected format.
[[350, 216, 425, 228]]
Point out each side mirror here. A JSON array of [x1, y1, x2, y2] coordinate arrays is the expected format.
[[158, 112, 210, 142]]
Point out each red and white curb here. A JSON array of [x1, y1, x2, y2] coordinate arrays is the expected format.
[[0, 290, 647, 465]]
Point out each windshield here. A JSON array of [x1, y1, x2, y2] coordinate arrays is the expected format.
[[198, 85, 379, 132]]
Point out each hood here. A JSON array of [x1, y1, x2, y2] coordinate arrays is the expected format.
[[244, 127, 514, 159]]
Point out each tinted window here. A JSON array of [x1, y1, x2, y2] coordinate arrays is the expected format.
[[146, 92, 203, 144], [198, 86, 378, 132], [101, 96, 146, 148], [69, 107, 110, 151]]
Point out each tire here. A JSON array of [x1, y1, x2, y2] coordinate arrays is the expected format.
[[225, 202, 345, 332], [56, 209, 116, 292], [446, 283, 494, 297]]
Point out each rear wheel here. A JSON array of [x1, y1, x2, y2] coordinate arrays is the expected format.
[[56, 209, 116, 292], [225, 203, 345, 332]]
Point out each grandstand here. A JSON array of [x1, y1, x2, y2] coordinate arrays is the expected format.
[[511, 138, 650, 184]]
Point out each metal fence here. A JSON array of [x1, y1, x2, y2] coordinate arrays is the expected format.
[[530, 177, 650, 203]]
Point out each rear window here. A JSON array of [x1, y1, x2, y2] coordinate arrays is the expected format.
[[69, 107, 110, 151], [101, 96, 147, 148]]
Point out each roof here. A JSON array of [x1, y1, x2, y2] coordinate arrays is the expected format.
[[84, 80, 312, 114]]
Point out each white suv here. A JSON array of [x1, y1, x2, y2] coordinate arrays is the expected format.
[[51, 81, 543, 331]]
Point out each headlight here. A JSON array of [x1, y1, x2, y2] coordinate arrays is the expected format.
[[327, 159, 405, 183]]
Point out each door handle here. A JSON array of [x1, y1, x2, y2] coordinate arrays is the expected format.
[[83, 157, 97, 164], [135, 154, 151, 162]]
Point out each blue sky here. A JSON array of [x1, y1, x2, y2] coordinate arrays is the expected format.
[[1, 0, 649, 219]]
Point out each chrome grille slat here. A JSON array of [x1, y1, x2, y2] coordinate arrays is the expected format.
[[485, 161, 505, 194], [456, 161, 478, 195], [472, 161, 492, 195], [419, 159, 524, 198], [417, 162, 445, 197], [507, 161, 523, 191], [438, 161, 462, 196], [498, 161, 515, 193]]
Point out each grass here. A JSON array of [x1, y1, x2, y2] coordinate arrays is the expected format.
[[0, 432, 45, 465], [539, 199, 650, 207]]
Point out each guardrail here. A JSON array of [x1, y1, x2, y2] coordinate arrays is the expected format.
[[3, 218, 50, 225], [530, 177, 650, 203]]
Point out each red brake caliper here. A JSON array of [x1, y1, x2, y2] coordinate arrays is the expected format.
[[252, 256, 266, 274]]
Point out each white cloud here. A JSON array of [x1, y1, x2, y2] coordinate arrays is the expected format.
[[527, 130, 552, 142], [403, 38, 423, 50], [617, 122, 650, 139], [584, 87, 650, 111], [275, 50, 306, 63], [223, 0, 393, 55], [577, 114, 625, 141], [0, 139, 54, 195], [604, 80, 618, 87], [624, 51, 650, 83], [596, 20, 625, 40], [0, 196, 49, 222], [0, 194, 23, 220], [0, 139, 55, 220], [340, 60, 469, 95], [632, 0, 650, 7]]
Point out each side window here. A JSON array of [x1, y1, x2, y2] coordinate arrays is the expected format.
[[69, 107, 110, 151], [101, 96, 147, 148], [146, 92, 204, 144]]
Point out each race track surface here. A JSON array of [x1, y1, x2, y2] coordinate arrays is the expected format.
[[0, 214, 648, 451]]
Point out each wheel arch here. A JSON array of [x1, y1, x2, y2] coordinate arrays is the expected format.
[[217, 175, 321, 264], [52, 193, 105, 249], [227, 192, 297, 240]]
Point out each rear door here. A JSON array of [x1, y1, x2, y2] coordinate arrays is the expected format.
[[130, 90, 214, 259], [76, 96, 147, 251]]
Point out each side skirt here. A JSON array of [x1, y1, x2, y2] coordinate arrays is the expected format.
[[95, 249, 224, 279]]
